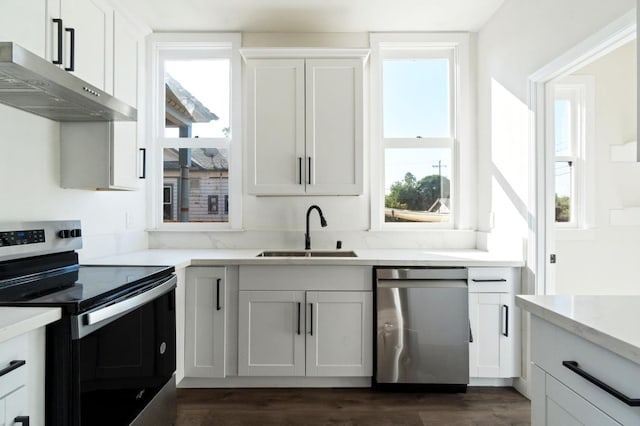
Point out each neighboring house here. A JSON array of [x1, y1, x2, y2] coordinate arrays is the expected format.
[[164, 73, 229, 222], [428, 198, 450, 214]]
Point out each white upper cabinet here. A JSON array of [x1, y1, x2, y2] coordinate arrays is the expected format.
[[0, 0, 114, 91], [304, 59, 363, 195], [57, 0, 112, 90], [245, 52, 365, 196], [246, 59, 306, 195], [0, 0, 48, 57]]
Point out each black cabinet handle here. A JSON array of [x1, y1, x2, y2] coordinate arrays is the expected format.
[[297, 302, 301, 335], [502, 304, 509, 337], [64, 27, 75, 71], [0, 360, 26, 378], [469, 321, 473, 343], [563, 360, 640, 406], [139, 148, 146, 179], [309, 303, 313, 336], [52, 18, 63, 64], [307, 157, 312, 185], [298, 157, 302, 185], [14, 416, 29, 426], [471, 278, 507, 282], [216, 278, 221, 311]]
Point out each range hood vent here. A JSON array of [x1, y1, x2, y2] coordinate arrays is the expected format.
[[0, 42, 136, 122]]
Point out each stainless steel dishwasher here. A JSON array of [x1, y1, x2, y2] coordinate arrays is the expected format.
[[375, 267, 469, 391]]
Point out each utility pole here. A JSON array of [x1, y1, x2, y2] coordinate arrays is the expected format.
[[432, 160, 448, 201]]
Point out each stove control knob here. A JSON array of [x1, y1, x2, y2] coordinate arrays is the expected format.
[[70, 229, 82, 238], [58, 230, 71, 239]]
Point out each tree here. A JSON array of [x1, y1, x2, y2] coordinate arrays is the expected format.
[[385, 172, 450, 211], [555, 195, 570, 222]]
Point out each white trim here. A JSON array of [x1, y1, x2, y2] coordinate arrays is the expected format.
[[369, 32, 472, 231], [239, 48, 370, 60], [528, 9, 636, 296], [146, 33, 243, 231]]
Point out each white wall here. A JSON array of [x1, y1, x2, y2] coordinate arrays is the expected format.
[[0, 104, 148, 261], [476, 0, 636, 280], [555, 40, 639, 294]]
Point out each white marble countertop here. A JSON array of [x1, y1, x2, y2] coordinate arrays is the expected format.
[[86, 248, 524, 269], [516, 295, 640, 365], [0, 307, 61, 343]]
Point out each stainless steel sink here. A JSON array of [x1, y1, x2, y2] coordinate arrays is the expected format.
[[256, 250, 357, 258]]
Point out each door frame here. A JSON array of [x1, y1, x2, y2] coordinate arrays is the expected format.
[[527, 10, 636, 296]]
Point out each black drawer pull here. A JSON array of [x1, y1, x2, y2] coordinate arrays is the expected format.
[[563, 361, 640, 406], [14, 416, 30, 426], [0, 360, 26, 378], [471, 278, 507, 282]]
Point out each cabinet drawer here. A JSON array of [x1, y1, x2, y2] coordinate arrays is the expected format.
[[531, 316, 640, 424], [239, 265, 370, 291], [0, 333, 28, 398], [468, 268, 518, 293]]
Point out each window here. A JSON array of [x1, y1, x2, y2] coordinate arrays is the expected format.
[[149, 33, 241, 229], [370, 34, 470, 228], [551, 75, 594, 228]]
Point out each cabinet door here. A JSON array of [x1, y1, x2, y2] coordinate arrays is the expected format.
[[469, 292, 517, 378], [111, 9, 140, 189], [246, 59, 306, 195], [4, 386, 28, 426], [60, 0, 112, 90], [184, 267, 227, 378], [238, 290, 305, 376], [305, 59, 363, 195], [0, 0, 47, 58], [306, 291, 372, 377]]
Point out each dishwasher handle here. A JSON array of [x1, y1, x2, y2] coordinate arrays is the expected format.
[[377, 279, 467, 289]]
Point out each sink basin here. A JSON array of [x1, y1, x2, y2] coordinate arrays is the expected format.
[[257, 250, 357, 258]]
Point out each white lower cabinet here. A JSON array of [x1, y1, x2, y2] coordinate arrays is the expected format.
[[532, 364, 620, 426], [468, 267, 520, 379], [0, 327, 46, 426], [238, 289, 372, 377], [184, 267, 227, 378], [530, 315, 640, 425], [1, 386, 28, 426]]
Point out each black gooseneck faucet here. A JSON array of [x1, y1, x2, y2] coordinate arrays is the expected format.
[[305, 205, 327, 250]]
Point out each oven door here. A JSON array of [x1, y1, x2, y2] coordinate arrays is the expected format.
[[47, 275, 177, 426]]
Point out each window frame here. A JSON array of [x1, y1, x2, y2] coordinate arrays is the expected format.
[[548, 75, 595, 231], [147, 33, 242, 230], [369, 33, 471, 230]]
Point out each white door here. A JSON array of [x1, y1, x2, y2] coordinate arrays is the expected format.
[[238, 290, 306, 376], [111, 9, 139, 189], [305, 59, 363, 195], [246, 59, 306, 195], [305, 291, 372, 377], [3, 386, 28, 426], [60, 0, 112, 89], [184, 267, 227, 378], [469, 292, 517, 378]]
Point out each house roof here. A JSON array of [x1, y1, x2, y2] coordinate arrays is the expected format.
[[165, 73, 218, 128], [164, 148, 229, 172]]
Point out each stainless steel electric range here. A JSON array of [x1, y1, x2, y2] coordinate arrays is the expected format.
[[0, 221, 177, 426]]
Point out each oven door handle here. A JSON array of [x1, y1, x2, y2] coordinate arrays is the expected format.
[[84, 276, 177, 327]]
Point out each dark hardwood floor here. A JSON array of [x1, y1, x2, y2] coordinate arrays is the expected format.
[[176, 387, 531, 426]]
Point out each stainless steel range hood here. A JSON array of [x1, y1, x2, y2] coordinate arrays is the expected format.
[[0, 42, 136, 121]]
